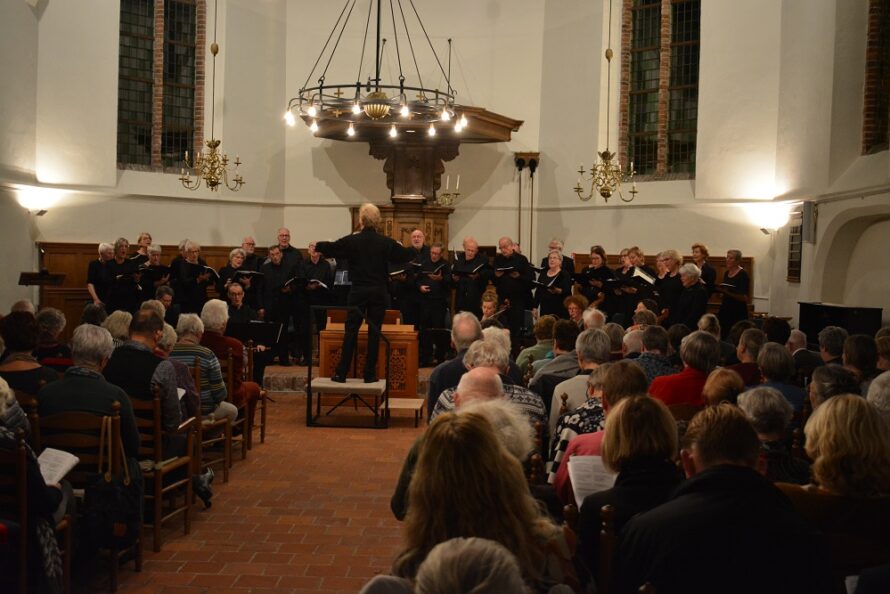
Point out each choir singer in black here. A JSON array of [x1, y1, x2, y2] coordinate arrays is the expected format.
[[451, 236, 490, 319], [315, 203, 415, 383], [492, 236, 533, 354], [417, 243, 451, 366]]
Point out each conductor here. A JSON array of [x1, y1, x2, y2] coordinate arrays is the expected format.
[[315, 203, 415, 383]]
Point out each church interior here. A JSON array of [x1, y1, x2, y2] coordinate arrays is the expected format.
[[1, 0, 890, 592]]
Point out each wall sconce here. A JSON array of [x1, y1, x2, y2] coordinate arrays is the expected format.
[[14, 185, 69, 215]]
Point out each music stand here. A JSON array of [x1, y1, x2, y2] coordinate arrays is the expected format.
[[18, 270, 65, 286]]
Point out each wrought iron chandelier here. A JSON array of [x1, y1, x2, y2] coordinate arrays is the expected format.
[[574, 0, 636, 203], [285, 0, 468, 139], [180, 0, 245, 192]]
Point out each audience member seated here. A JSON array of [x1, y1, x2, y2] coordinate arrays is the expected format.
[[0, 311, 59, 394], [516, 315, 556, 378], [808, 364, 860, 410], [758, 342, 807, 413], [552, 361, 649, 499], [665, 323, 691, 369], [668, 263, 709, 329], [80, 302, 108, 326], [877, 336, 890, 372], [696, 313, 736, 366], [33, 308, 73, 372], [844, 334, 880, 395], [392, 368, 534, 521], [603, 322, 626, 360], [361, 536, 537, 594], [649, 330, 718, 407], [156, 285, 181, 328], [632, 325, 676, 386], [728, 328, 765, 387], [581, 307, 606, 330], [818, 325, 848, 365], [168, 313, 237, 424], [702, 367, 744, 406], [155, 323, 200, 420], [737, 387, 809, 485], [576, 396, 682, 586], [103, 310, 183, 456], [616, 404, 831, 594], [102, 310, 133, 349], [621, 329, 643, 360], [200, 299, 262, 429], [867, 372, 890, 426], [776, 394, 890, 591], [528, 320, 582, 391], [0, 377, 66, 593], [390, 412, 578, 592], [786, 328, 823, 385], [38, 324, 141, 459], [481, 326, 524, 385], [564, 295, 588, 329], [761, 316, 792, 345], [727, 319, 756, 354], [547, 329, 611, 437], [430, 341, 546, 428], [426, 312, 484, 420], [10, 300, 36, 315]]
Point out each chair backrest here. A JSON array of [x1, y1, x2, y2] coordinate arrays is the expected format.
[[667, 402, 704, 422], [128, 388, 164, 462], [0, 429, 28, 594], [216, 347, 234, 399], [12, 389, 37, 409], [559, 393, 569, 417], [33, 403, 122, 489], [188, 359, 201, 391], [598, 504, 617, 594], [245, 340, 256, 382]]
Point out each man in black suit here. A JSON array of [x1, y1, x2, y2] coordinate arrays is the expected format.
[[492, 236, 533, 355], [315, 204, 415, 383], [616, 404, 831, 594], [787, 329, 822, 386], [416, 242, 452, 366]]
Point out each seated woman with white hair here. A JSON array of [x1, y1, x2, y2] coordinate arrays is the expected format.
[[738, 386, 810, 485], [482, 326, 523, 385], [199, 300, 262, 431], [167, 313, 237, 424], [668, 262, 709, 329]]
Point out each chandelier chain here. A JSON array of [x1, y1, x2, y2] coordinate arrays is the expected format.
[[302, 0, 352, 91], [396, 0, 425, 92]]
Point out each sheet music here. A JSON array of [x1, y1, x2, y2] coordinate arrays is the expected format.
[[568, 455, 617, 509], [37, 448, 80, 485]]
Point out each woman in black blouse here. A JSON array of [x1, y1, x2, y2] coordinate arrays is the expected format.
[[86, 242, 114, 307], [534, 250, 573, 319], [105, 237, 142, 313], [579, 245, 617, 317], [716, 249, 750, 339]]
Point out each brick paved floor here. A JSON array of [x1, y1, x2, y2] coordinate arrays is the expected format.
[[110, 392, 424, 594]]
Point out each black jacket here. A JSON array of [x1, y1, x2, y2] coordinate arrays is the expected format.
[[316, 228, 414, 289], [616, 464, 831, 594]]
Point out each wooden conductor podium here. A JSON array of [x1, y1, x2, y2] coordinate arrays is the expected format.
[[318, 321, 419, 399]]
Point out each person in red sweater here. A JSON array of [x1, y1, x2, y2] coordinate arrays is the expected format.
[[649, 330, 719, 407], [199, 299, 261, 432]]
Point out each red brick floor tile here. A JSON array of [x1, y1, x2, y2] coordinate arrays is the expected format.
[[104, 392, 422, 593]]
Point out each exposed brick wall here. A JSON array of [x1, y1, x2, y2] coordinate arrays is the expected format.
[[863, 0, 889, 154], [194, 0, 206, 160], [656, 0, 671, 176], [151, 0, 165, 167], [618, 0, 633, 170]]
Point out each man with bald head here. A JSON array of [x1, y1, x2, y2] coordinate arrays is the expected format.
[[451, 236, 491, 319], [492, 236, 533, 355], [390, 228, 429, 327]]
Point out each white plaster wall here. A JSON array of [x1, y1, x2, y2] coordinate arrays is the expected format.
[[696, 0, 783, 200], [0, 1, 38, 179], [0, 190, 40, 308], [843, 219, 890, 320], [35, 0, 119, 186]]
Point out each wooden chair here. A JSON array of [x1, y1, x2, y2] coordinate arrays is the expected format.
[[0, 429, 73, 594], [129, 390, 195, 553], [245, 341, 270, 444], [522, 353, 536, 387], [34, 403, 140, 592], [559, 392, 570, 416], [0, 429, 29, 594], [667, 402, 704, 422], [188, 362, 231, 483], [526, 421, 547, 485], [598, 504, 617, 594], [217, 347, 249, 461]]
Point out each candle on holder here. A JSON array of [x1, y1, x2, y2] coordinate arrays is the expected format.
[[456, 175, 460, 191], [446, 175, 450, 191]]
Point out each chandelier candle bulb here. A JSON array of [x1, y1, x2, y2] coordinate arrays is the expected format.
[[428, 124, 436, 136], [446, 175, 450, 190], [456, 175, 460, 191]]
